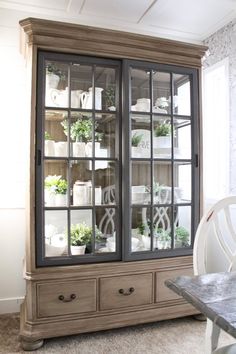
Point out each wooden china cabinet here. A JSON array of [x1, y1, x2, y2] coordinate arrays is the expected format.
[[19, 18, 206, 350]]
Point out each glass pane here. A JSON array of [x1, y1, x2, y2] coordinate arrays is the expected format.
[[153, 206, 172, 250], [45, 61, 68, 108], [45, 210, 68, 257], [131, 207, 151, 252], [44, 161, 68, 207], [95, 113, 116, 158], [173, 74, 191, 116], [173, 118, 191, 159], [153, 72, 171, 114], [153, 162, 172, 205], [70, 64, 92, 109], [45, 110, 68, 157], [153, 116, 172, 158], [71, 160, 92, 206], [174, 163, 192, 203], [132, 162, 151, 205], [95, 67, 117, 111], [131, 68, 150, 112], [174, 206, 191, 248], [70, 209, 92, 255], [131, 114, 151, 158], [94, 161, 116, 205], [95, 208, 117, 253]]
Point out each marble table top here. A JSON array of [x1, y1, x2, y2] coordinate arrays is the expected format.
[[165, 272, 236, 338]]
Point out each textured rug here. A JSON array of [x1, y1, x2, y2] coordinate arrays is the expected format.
[[0, 313, 235, 354]]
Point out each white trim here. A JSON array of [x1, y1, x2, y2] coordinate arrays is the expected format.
[[0, 297, 24, 314]]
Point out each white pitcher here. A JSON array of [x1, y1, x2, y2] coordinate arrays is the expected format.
[[81, 87, 103, 110], [71, 90, 83, 108]]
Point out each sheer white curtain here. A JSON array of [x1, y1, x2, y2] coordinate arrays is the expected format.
[[202, 58, 230, 211]]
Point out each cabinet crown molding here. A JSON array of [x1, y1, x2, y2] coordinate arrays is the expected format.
[[19, 17, 207, 68]]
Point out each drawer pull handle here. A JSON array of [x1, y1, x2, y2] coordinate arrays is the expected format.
[[118, 287, 135, 296], [58, 294, 76, 302]]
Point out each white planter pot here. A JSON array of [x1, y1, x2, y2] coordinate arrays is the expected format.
[[54, 142, 68, 157], [131, 146, 142, 158], [73, 142, 86, 157], [44, 189, 56, 206], [55, 194, 67, 207], [46, 73, 60, 89], [157, 240, 171, 250], [45, 140, 55, 156], [85, 142, 100, 157], [71, 245, 86, 255], [153, 136, 171, 148]]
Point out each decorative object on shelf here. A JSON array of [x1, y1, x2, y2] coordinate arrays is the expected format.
[[81, 87, 103, 110], [73, 180, 92, 205], [104, 86, 116, 111], [45, 63, 65, 89], [131, 129, 150, 157], [44, 175, 67, 207], [174, 226, 190, 248], [132, 185, 149, 204], [71, 89, 83, 108], [153, 122, 171, 149], [54, 141, 68, 157], [70, 222, 92, 255], [44, 131, 55, 156], [45, 228, 67, 257], [132, 98, 150, 112], [155, 228, 171, 249]]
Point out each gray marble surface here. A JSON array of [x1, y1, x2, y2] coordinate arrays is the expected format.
[[165, 272, 236, 338]]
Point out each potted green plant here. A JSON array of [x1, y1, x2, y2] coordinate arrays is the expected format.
[[44, 175, 67, 207], [174, 226, 190, 248], [70, 223, 92, 255], [44, 131, 55, 156], [131, 132, 143, 157], [153, 122, 171, 148], [104, 86, 116, 111], [154, 228, 171, 249], [46, 63, 65, 89]]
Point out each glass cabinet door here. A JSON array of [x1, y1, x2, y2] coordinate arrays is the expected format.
[[36, 51, 121, 266], [125, 61, 199, 260]]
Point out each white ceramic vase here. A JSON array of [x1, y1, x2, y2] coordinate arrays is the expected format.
[[55, 194, 67, 207], [73, 142, 86, 157], [46, 73, 60, 89], [54, 142, 68, 157], [44, 189, 56, 206], [153, 136, 171, 148]]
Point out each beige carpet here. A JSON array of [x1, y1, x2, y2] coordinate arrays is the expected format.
[[0, 314, 235, 354]]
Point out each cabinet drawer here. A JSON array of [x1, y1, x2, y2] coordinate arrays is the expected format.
[[100, 273, 153, 311], [156, 267, 193, 302], [37, 279, 96, 317]]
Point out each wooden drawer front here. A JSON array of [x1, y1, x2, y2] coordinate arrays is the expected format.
[[37, 279, 96, 317], [156, 267, 193, 302], [100, 273, 153, 311]]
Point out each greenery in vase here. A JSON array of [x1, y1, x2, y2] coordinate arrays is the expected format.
[[70, 223, 92, 246], [175, 226, 190, 246], [104, 86, 115, 107], [61, 118, 103, 143], [44, 175, 67, 195], [46, 63, 65, 79], [154, 122, 171, 137], [45, 131, 52, 140], [131, 132, 143, 147]]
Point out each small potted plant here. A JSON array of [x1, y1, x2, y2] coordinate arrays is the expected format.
[[46, 63, 65, 89], [155, 228, 171, 249], [70, 223, 92, 255], [131, 132, 143, 157], [44, 175, 67, 207], [174, 226, 190, 248], [44, 131, 55, 156], [104, 86, 116, 111], [153, 122, 171, 148]]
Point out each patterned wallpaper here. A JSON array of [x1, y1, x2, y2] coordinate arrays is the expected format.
[[203, 19, 236, 193]]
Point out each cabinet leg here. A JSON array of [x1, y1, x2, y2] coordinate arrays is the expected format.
[[21, 338, 44, 351]]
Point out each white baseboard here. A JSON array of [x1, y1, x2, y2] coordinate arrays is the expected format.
[[0, 297, 24, 314]]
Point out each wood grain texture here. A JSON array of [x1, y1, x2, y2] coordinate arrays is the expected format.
[[99, 273, 153, 310], [19, 18, 207, 68]]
